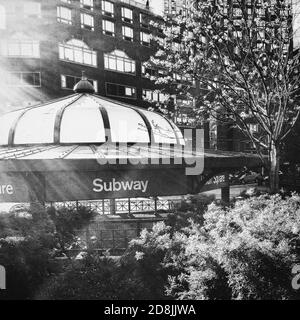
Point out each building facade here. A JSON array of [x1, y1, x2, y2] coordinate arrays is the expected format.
[[0, 0, 171, 114]]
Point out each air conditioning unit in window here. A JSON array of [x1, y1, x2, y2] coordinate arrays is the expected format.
[[141, 22, 149, 29], [124, 36, 133, 41], [104, 30, 114, 36], [81, 4, 93, 11], [123, 17, 132, 23], [103, 11, 113, 17], [83, 25, 94, 31]]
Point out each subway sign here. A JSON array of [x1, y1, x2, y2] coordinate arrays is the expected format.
[[45, 169, 188, 201], [201, 174, 229, 192], [0, 170, 229, 203], [0, 173, 31, 202]]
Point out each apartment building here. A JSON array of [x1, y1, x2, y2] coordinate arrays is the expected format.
[[0, 0, 175, 114]]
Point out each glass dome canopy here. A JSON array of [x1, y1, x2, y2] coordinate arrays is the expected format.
[[0, 80, 184, 147]]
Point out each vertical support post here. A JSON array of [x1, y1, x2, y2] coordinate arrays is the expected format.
[[86, 226, 91, 252], [102, 199, 105, 214], [110, 198, 116, 215], [128, 198, 131, 216], [221, 186, 230, 204], [154, 197, 158, 216]]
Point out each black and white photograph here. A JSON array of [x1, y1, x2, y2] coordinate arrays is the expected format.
[[0, 0, 300, 305]]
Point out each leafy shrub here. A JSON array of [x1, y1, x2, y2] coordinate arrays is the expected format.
[[166, 194, 216, 232], [0, 212, 57, 300], [166, 194, 300, 300], [36, 254, 155, 300], [0, 205, 97, 299], [47, 206, 97, 253]]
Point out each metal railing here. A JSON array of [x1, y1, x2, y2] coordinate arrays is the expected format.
[[49, 198, 182, 215], [70, 218, 165, 255]]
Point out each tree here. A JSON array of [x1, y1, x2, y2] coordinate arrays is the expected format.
[[149, 0, 300, 192], [166, 194, 300, 300]]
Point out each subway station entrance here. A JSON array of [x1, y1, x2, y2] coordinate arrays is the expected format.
[[0, 79, 262, 210]]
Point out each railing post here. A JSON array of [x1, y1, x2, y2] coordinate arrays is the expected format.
[[128, 198, 131, 215], [154, 197, 158, 216], [86, 226, 91, 252], [110, 198, 116, 215], [221, 172, 230, 204]]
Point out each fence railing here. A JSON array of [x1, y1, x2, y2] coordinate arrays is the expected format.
[[69, 218, 165, 256], [49, 198, 182, 215]]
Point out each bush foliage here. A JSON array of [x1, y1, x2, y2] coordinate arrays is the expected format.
[[2, 193, 300, 300], [128, 194, 300, 300]]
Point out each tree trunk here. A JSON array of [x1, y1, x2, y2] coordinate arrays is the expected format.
[[269, 141, 280, 193]]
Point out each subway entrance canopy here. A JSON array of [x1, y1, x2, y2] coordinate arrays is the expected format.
[[0, 79, 262, 203]]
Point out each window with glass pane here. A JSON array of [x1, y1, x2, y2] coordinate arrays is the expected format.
[[122, 26, 133, 41], [1, 39, 40, 58], [102, 19, 115, 36], [105, 105, 149, 143], [8, 72, 41, 87], [0, 110, 25, 145], [59, 40, 97, 67], [24, 2, 41, 17], [80, 0, 93, 11], [142, 89, 167, 103], [102, 0, 114, 17], [141, 64, 156, 77], [60, 97, 106, 143], [139, 109, 177, 144], [61, 74, 98, 92], [140, 32, 150, 46], [104, 50, 135, 74], [121, 7, 132, 23], [106, 83, 136, 99], [80, 13, 94, 30], [57, 6, 72, 24], [140, 13, 149, 28], [14, 100, 71, 145]]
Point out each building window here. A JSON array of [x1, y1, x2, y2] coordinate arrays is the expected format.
[[80, 13, 94, 30], [121, 7, 132, 23], [7, 72, 41, 87], [141, 64, 156, 77], [140, 32, 150, 46], [106, 83, 136, 99], [57, 6, 72, 24], [122, 26, 133, 41], [0, 34, 40, 58], [60, 0, 71, 3], [176, 97, 195, 108], [61, 74, 98, 92], [249, 123, 259, 133], [80, 0, 94, 11], [102, 0, 114, 17], [140, 13, 149, 28], [0, 5, 6, 29], [24, 2, 41, 17], [102, 19, 115, 36], [59, 39, 97, 67], [142, 89, 168, 103], [104, 49, 135, 74]]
